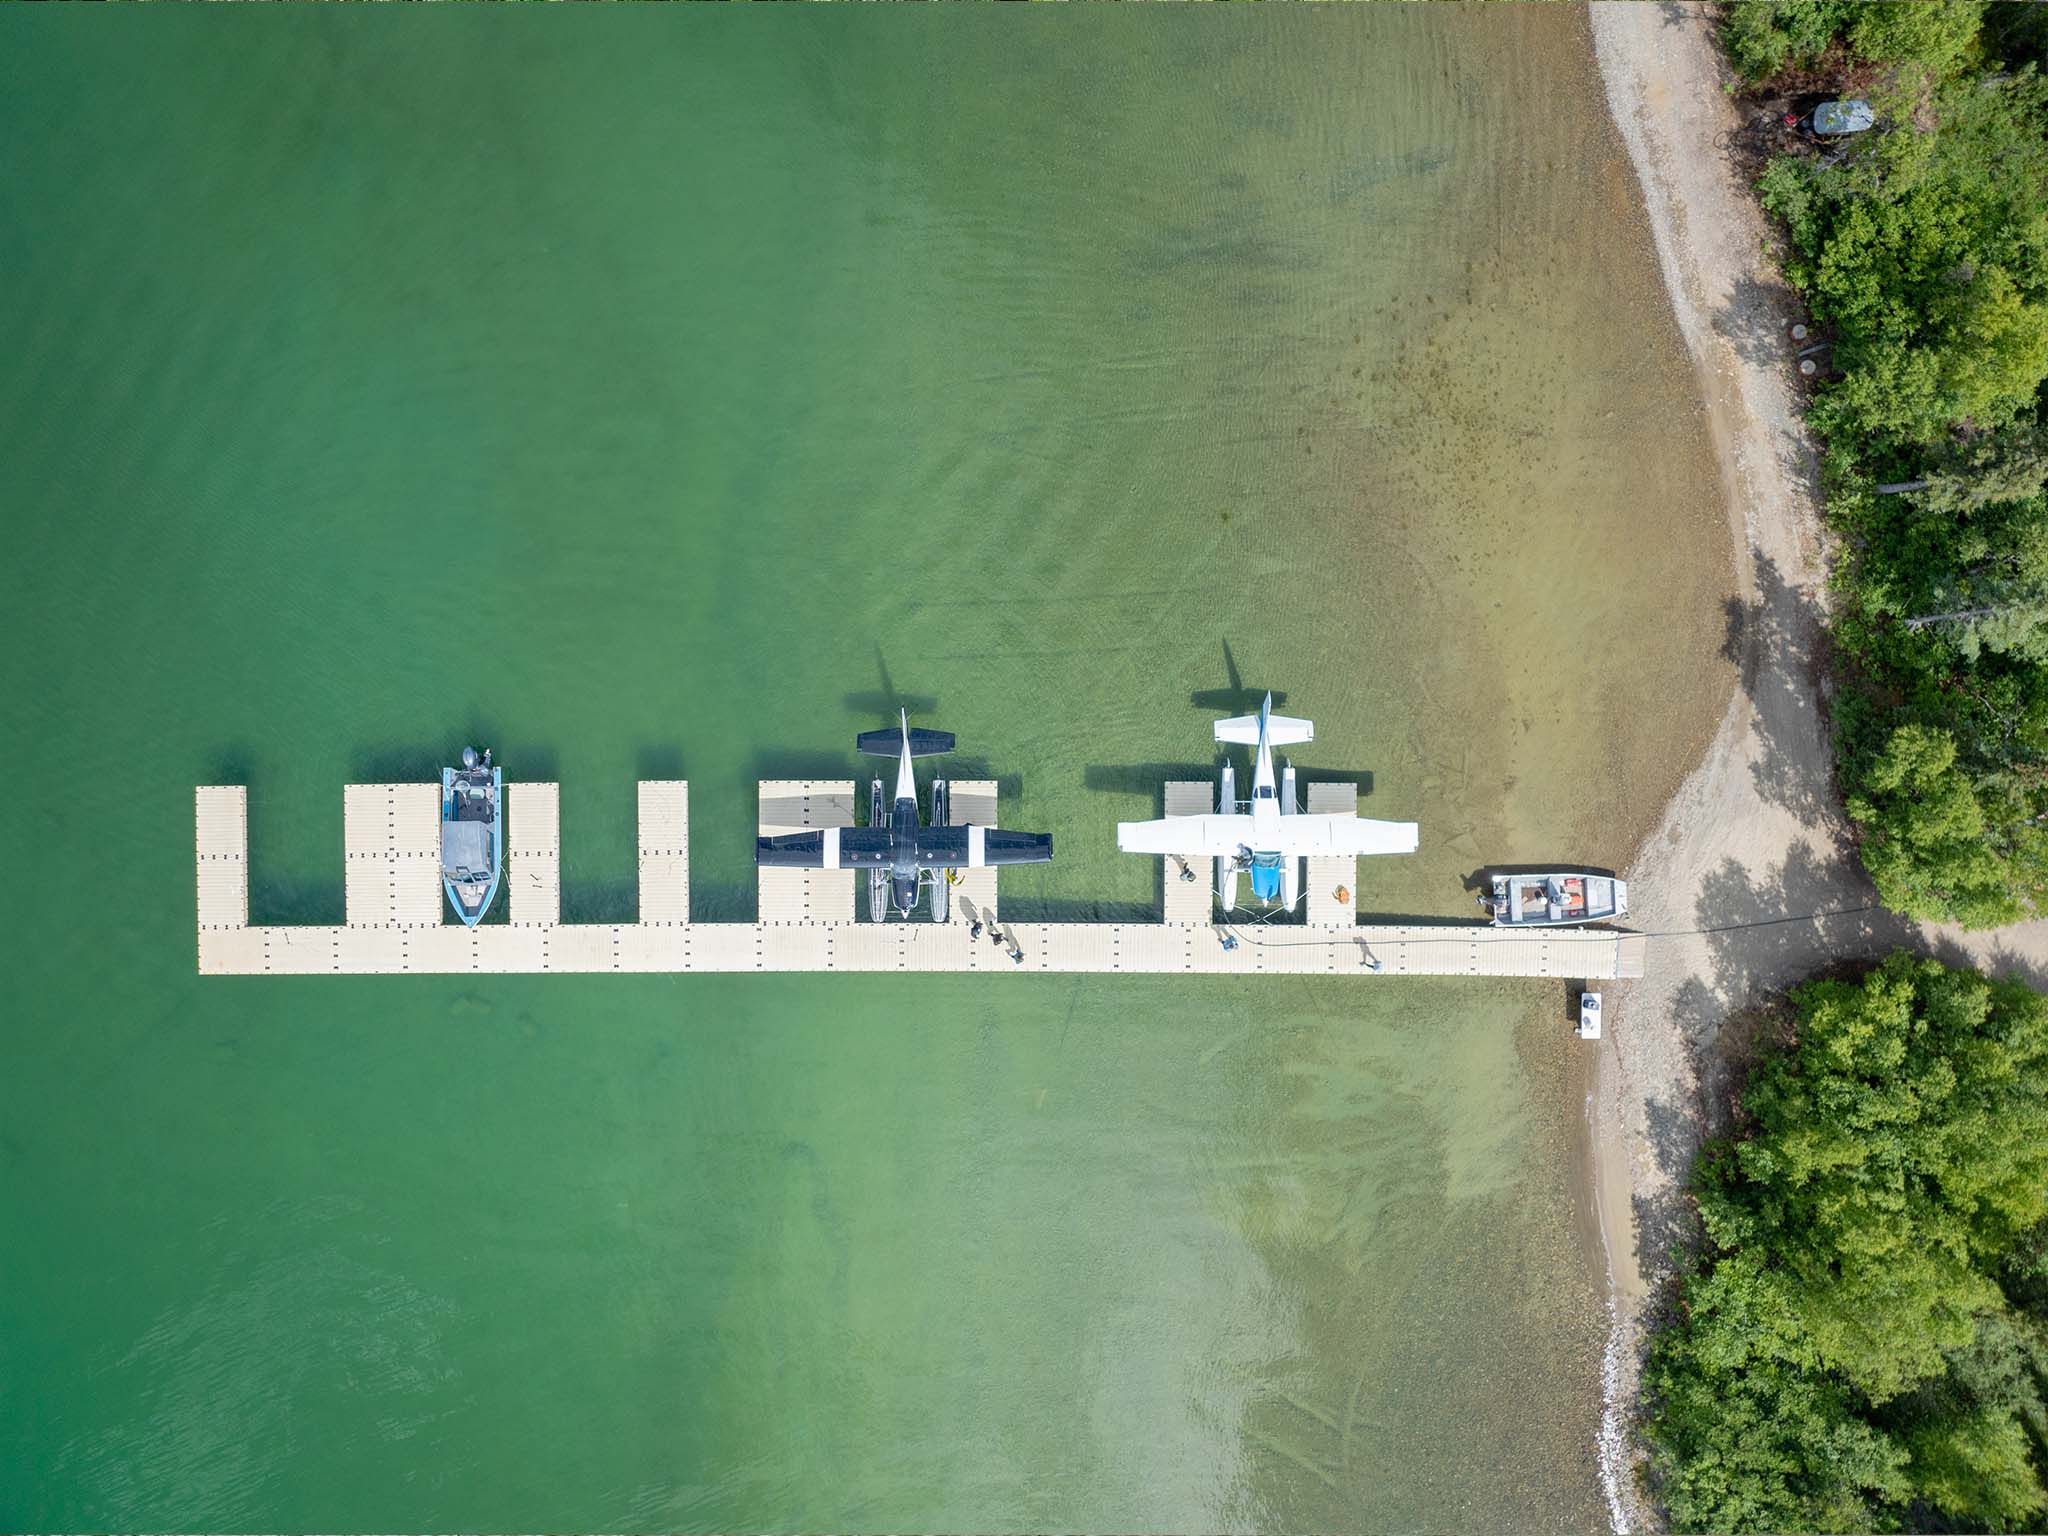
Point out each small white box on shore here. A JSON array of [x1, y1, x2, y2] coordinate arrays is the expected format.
[[1578, 990, 1603, 1040]]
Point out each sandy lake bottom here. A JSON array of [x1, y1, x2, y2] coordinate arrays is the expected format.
[[0, 9, 1729, 1529]]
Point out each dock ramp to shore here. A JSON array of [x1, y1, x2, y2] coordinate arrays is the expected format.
[[194, 781, 1648, 980]]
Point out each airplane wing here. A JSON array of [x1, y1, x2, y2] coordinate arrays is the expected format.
[[1117, 814, 1257, 856], [981, 829, 1054, 866], [916, 825, 1054, 868], [1274, 813, 1419, 856], [1116, 813, 1417, 857], [755, 827, 894, 868]]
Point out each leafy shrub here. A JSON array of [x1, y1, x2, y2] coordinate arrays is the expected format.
[[1723, 0, 1858, 81], [1643, 956, 2048, 1532]]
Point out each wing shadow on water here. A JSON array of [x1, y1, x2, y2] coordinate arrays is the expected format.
[[213, 744, 345, 925], [349, 726, 563, 787], [561, 774, 639, 925], [935, 758, 1024, 805], [1188, 638, 1288, 714], [749, 747, 1022, 813], [996, 895, 1160, 925], [637, 744, 685, 780], [559, 746, 691, 923], [841, 646, 938, 718], [1297, 769, 1376, 799], [748, 746, 858, 793], [351, 743, 447, 784], [1082, 762, 1220, 816]]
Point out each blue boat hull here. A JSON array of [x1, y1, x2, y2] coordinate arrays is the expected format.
[[440, 764, 503, 927]]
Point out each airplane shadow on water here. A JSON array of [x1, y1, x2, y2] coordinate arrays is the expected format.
[[1188, 637, 1287, 716], [840, 646, 937, 719], [1082, 761, 1219, 812], [1082, 763, 1373, 808]]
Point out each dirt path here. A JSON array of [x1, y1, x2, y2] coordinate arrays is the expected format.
[[1587, 4, 2048, 1529]]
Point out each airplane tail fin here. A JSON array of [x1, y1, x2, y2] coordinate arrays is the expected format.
[[1215, 713, 1313, 746], [858, 726, 955, 758]]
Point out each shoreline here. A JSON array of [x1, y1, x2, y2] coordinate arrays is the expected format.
[[1587, 5, 2048, 1531], [1587, 5, 1826, 1522]]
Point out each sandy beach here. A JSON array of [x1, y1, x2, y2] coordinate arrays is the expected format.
[[1589, 3, 2048, 1529]]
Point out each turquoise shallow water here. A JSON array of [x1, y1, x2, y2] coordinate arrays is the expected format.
[[0, 10, 1730, 1531]]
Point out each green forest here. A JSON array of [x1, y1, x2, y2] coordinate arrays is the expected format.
[[1643, 15, 2048, 1529], [1725, 0, 2048, 925], [1642, 954, 2048, 1532]]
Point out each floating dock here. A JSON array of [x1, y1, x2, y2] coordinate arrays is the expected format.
[[194, 781, 1648, 979]]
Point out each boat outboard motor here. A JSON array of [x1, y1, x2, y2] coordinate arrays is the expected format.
[[462, 745, 479, 771]]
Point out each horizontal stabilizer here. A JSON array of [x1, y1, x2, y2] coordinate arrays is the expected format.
[[1215, 713, 1313, 747], [858, 726, 955, 758]]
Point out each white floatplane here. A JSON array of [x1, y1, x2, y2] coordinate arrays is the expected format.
[[1116, 693, 1419, 911]]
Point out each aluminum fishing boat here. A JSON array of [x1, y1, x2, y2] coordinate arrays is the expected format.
[[440, 746, 501, 926], [1482, 870, 1626, 927]]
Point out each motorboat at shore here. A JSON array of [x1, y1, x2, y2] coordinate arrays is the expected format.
[[441, 746, 502, 926], [1482, 870, 1626, 927]]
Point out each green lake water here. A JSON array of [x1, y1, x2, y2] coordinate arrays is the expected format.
[[0, 9, 1731, 1531]]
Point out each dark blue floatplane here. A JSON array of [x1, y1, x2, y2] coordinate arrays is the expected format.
[[440, 746, 501, 926], [756, 711, 1053, 921]]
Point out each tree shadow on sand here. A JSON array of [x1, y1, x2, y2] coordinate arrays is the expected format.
[[1710, 270, 1809, 372], [1721, 551, 1842, 827], [1630, 841, 1911, 1284]]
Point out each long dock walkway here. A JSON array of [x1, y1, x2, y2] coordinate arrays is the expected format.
[[195, 782, 1648, 979]]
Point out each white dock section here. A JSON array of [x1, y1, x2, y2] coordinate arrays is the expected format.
[[342, 783, 440, 928], [195, 786, 249, 930], [757, 780, 854, 925], [945, 779, 999, 927], [1162, 781, 1216, 925], [508, 782, 560, 927], [194, 781, 1651, 981], [1304, 782, 1359, 927], [638, 781, 689, 924]]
